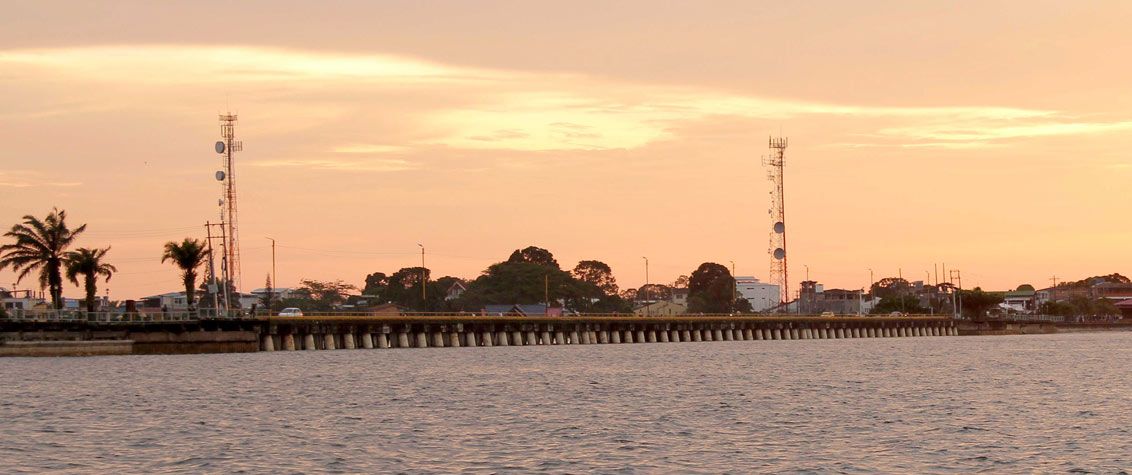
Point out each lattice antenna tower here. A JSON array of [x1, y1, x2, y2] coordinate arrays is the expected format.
[[764, 136, 789, 305], [215, 113, 244, 294]]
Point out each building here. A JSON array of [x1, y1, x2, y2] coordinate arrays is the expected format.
[[735, 276, 780, 312], [140, 292, 192, 310], [670, 288, 688, 306], [445, 281, 467, 301], [1002, 285, 1037, 313], [483, 304, 552, 316], [634, 300, 687, 316], [796, 282, 879, 315]]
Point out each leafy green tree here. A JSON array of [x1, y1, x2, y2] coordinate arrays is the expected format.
[[0, 208, 87, 309], [64, 247, 116, 312], [687, 262, 735, 313], [284, 279, 357, 311], [637, 283, 673, 302], [361, 272, 389, 300], [871, 277, 913, 301], [958, 287, 1004, 319], [458, 261, 578, 309], [161, 238, 209, 308], [507, 246, 559, 269], [572, 260, 619, 295]]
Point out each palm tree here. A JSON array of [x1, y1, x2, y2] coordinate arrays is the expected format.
[[162, 238, 208, 309], [0, 208, 87, 309], [65, 247, 117, 313]]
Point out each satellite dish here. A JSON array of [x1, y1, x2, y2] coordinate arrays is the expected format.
[[215, 170, 226, 181], [773, 248, 786, 260], [215, 141, 226, 154], [773, 222, 785, 234]]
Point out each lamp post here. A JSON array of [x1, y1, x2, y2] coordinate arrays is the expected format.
[[729, 260, 736, 311], [866, 268, 874, 314], [642, 256, 649, 316], [417, 243, 426, 304], [265, 237, 276, 314], [802, 264, 809, 314], [265, 237, 276, 288]]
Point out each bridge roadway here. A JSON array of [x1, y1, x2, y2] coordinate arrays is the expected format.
[[262, 314, 958, 351]]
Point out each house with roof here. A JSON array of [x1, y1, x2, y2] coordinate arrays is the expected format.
[[482, 304, 558, 316], [445, 281, 467, 301], [1002, 285, 1037, 313], [634, 300, 687, 316]]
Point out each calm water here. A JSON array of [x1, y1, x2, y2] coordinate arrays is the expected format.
[[2, 332, 1132, 473]]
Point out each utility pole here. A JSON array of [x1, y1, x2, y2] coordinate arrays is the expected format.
[[730, 260, 736, 312], [642, 256, 649, 317], [545, 275, 549, 308], [265, 237, 276, 290], [1050, 275, 1059, 302], [418, 243, 426, 304]]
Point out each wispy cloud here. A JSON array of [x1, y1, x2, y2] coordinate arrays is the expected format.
[[3, 45, 1131, 153], [332, 144, 410, 154], [0, 171, 82, 188], [0, 45, 502, 85], [248, 158, 417, 172]]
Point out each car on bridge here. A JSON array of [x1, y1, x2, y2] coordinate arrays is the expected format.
[[278, 308, 303, 317]]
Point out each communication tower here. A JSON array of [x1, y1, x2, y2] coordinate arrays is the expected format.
[[215, 113, 244, 295], [764, 136, 788, 305]]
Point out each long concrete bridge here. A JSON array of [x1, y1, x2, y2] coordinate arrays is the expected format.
[[261, 314, 958, 351], [0, 312, 959, 355]]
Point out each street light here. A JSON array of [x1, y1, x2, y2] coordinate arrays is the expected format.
[[417, 243, 426, 303], [642, 256, 649, 316], [265, 237, 276, 315], [265, 237, 276, 290], [729, 260, 736, 310]]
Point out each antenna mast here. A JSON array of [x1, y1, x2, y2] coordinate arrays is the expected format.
[[216, 113, 244, 296], [765, 136, 789, 305]]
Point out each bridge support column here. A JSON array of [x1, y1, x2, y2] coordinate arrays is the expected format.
[[396, 332, 409, 348], [413, 332, 425, 348], [658, 330, 669, 343], [282, 334, 296, 350], [769, 329, 779, 340], [754, 329, 763, 340], [324, 334, 337, 350], [376, 333, 389, 348], [262, 334, 275, 351], [465, 332, 478, 347], [691, 330, 702, 342], [646, 330, 657, 343], [509, 331, 521, 346], [668, 330, 679, 342], [343, 334, 356, 349], [635, 330, 645, 343], [448, 332, 461, 347], [541, 331, 552, 345], [360, 333, 373, 349], [494, 331, 507, 346], [430, 332, 443, 348], [303, 334, 315, 350], [725, 329, 735, 341], [679, 330, 689, 342], [565, 330, 577, 345], [589, 330, 599, 344], [479, 331, 492, 347], [709, 329, 720, 341], [741, 329, 752, 340]]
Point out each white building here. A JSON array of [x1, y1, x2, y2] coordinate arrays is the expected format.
[[735, 276, 781, 312]]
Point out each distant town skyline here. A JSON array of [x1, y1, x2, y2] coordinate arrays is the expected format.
[[2, 1, 1130, 298]]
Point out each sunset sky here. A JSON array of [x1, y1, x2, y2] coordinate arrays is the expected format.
[[2, 1, 1130, 299]]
